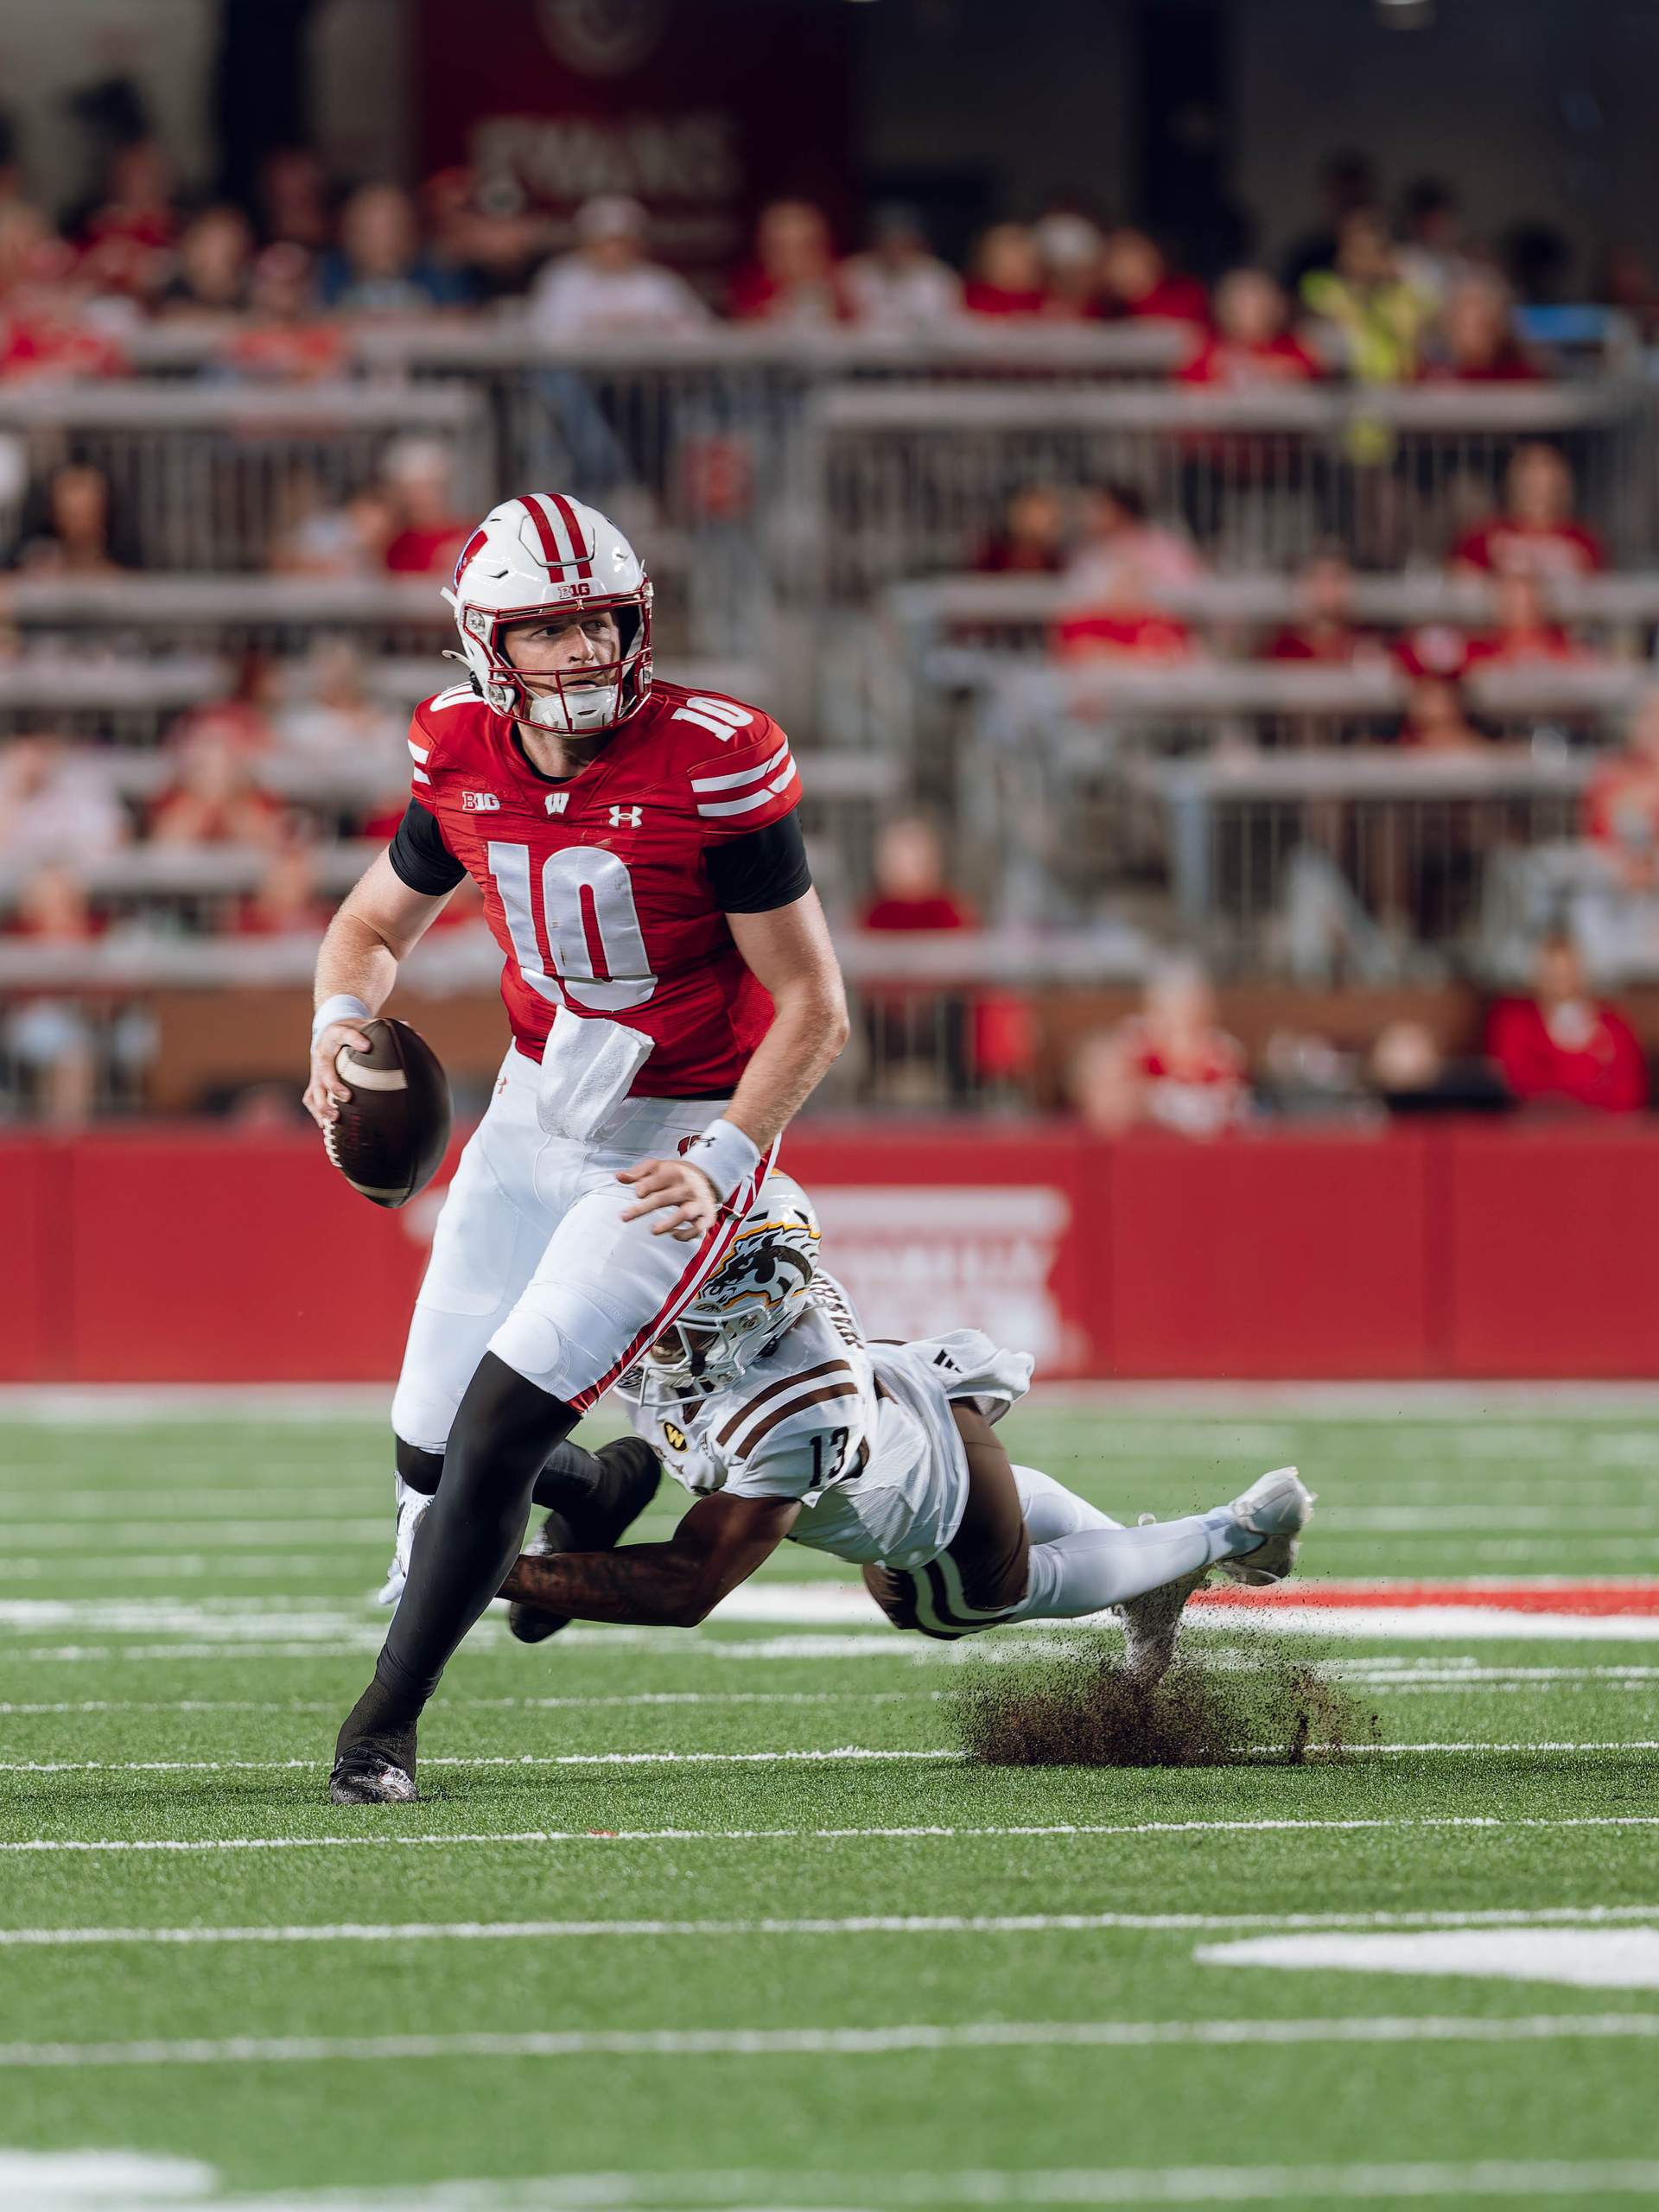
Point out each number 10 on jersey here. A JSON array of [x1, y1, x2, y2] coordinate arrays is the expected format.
[[487, 842, 658, 1014]]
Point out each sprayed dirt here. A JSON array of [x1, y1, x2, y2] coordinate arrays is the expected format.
[[954, 1632, 1377, 1768]]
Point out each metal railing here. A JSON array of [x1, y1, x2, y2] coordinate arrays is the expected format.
[[809, 381, 1656, 594], [0, 383, 493, 574], [950, 659, 1630, 968]]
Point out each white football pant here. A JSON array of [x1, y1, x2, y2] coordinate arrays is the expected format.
[[391, 1048, 770, 1447]]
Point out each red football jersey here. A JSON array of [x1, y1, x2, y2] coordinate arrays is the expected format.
[[406, 680, 802, 1096]]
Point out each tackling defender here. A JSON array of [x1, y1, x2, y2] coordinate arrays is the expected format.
[[303, 493, 848, 1804], [382, 1172, 1313, 1675]]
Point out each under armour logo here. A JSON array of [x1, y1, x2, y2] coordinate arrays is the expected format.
[[609, 805, 643, 828], [545, 792, 569, 816]]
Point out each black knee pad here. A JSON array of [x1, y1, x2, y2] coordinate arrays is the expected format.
[[395, 1440, 444, 1497]]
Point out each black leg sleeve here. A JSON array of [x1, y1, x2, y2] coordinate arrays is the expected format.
[[372, 1353, 579, 1718], [395, 1440, 445, 1497]]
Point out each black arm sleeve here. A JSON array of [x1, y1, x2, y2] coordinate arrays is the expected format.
[[704, 813, 813, 914], [387, 799, 467, 896]]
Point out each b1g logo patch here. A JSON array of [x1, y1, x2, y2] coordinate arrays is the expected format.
[[461, 791, 501, 813], [663, 1421, 688, 1452]]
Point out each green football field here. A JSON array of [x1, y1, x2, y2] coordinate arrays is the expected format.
[[3, 1393, 1659, 2211]]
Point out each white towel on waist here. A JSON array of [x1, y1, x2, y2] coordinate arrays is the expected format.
[[536, 1003, 655, 1141]]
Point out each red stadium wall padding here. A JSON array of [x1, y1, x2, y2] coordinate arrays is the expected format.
[[1103, 1132, 1437, 1380], [1442, 1127, 1659, 1378], [0, 1122, 1655, 1382], [57, 1133, 458, 1384], [0, 1141, 65, 1382]]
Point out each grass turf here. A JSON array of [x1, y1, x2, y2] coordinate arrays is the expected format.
[[0, 1399, 1657, 2209]]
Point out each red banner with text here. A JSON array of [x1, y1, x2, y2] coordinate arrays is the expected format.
[[417, 0, 856, 281]]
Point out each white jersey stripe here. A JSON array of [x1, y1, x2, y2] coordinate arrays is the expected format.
[[690, 744, 791, 794], [408, 741, 429, 763], [411, 766, 432, 787], [429, 684, 474, 712], [696, 767, 800, 820]]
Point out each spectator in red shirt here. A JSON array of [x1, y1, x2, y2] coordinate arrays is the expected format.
[[75, 138, 180, 302], [1053, 559, 1193, 664], [1062, 480, 1204, 606], [1267, 549, 1383, 664], [223, 244, 346, 383], [148, 724, 288, 849], [729, 200, 853, 326], [1466, 571, 1581, 667], [1486, 933, 1649, 1114], [1099, 227, 1208, 329], [859, 816, 976, 933], [1425, 276, 1542, 384], [974, 485, 1067, 575], [856, 815, 983, 1102], [1398, 572, 1581, 682], [1069, 962, 1249, 1137], [1451, 443, 1605, 581], [1583, 684, 1659, 891], [1178, 270, 1320, 388], [380, 437, 471, 577], [963, 224, 1048, 319]]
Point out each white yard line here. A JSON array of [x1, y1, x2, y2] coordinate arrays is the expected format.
[[7, 1740, 1659, 1779], [219, 2158, 1659, 2207], [22, 2155, 1659, 2210], [0, 1522, 389, 1548], [3, 2012, 1658, 2070], [0, 1556, 368, 1580], [0, 1491, 386, 1513], [0, 1746, 961, 1776], [17, 2155, 1659, 2209], [5, 1904, 1659, 1952], [0, 1692, 939, 1717], [10, 1814, 1659, 1856]]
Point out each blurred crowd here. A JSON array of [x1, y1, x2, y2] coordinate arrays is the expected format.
[[0, 105, 1644, 380], [1065, 938, 1651, 1135], [5, 95, 1659, 1124]]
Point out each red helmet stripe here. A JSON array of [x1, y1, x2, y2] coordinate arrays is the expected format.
[[547, 493, 594, 581]]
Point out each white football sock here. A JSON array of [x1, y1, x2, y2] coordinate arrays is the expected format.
[[1006, 1465, 1245, 1622]]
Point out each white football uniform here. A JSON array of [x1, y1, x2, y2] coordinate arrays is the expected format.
[[617, 1274, 1034, 1573]]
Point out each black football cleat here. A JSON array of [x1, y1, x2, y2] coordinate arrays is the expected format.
[[507, 1437, 664, 1645], [328, 1740, 417, 1805]]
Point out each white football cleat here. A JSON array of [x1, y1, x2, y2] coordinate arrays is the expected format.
[[1116, 1524, 1211, 1688], [1217, 1465, 1315, 1589], [375, 1476, 429, 1608]]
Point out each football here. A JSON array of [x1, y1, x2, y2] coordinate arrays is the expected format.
[[321, 1017, 452, 1209]]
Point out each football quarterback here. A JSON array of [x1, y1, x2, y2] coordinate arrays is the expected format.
[[303, 493, 848, 1805], [489, 1170, 1315, 1667]]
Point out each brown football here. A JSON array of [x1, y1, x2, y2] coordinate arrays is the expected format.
[[321, 1018, 452, 1209]]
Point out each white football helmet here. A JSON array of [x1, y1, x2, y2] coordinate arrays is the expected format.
[[442, 492, 652, 734], [642, 1171, 822, 1393]]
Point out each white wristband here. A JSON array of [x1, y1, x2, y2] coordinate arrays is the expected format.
[[312, 994, 372, 1045], [687, 1117, 762, 1207]]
